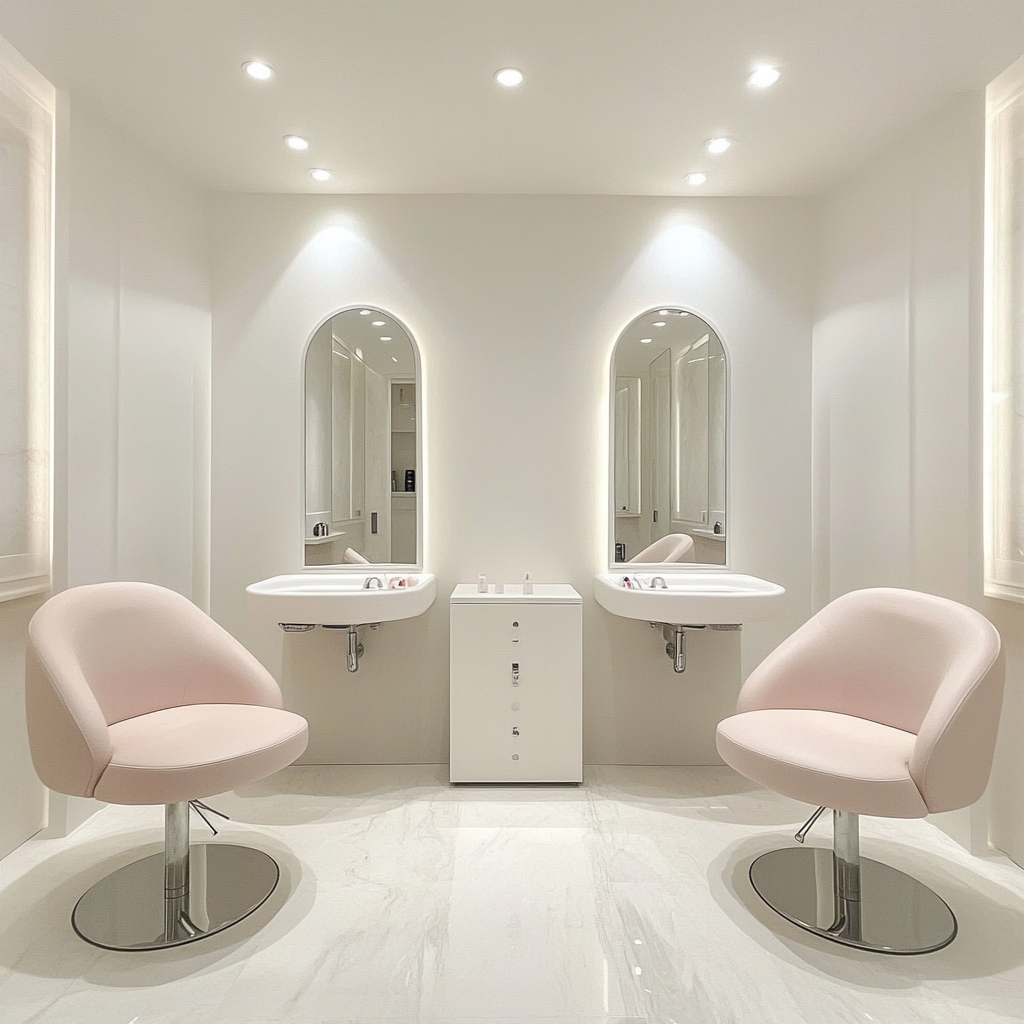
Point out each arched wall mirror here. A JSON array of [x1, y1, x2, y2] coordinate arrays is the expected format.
[[610, 308, 727, 567], [303, 307, 421, 567]]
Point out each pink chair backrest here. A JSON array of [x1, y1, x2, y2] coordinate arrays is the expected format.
[[26, 582, 283, 799], [736, 588, 1004, 813], [629, 533, 696, 563]]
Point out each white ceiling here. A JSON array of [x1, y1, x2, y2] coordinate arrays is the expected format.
[[2, 0, 1023, 196]]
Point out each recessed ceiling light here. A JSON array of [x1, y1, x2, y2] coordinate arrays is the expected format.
[[284, 135, 309, 151], [652, 321, 667, 327], [685, 172, 707, 186], [392, 356, 398, 362], [359, 309, 372, 315], [748, 64, 781, 89], [640, 338, 653, 344], [706, 137, 731, 154], [658, 310, 670, 315], [310, 168, 331, 181], [495, 68, 524, 87], [243, 61, 273, 81], [380, 336, 392, 341], [371, 320, 386, 326]]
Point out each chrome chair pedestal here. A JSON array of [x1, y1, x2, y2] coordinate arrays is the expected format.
[[748, 810, 956, 955], [72, 802, 279, 951]]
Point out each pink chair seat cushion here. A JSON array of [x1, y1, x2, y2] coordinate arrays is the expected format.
[[716, 709, 927, 818], [94, 704, 309, 806]]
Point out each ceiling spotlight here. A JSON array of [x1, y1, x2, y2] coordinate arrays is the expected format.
[[640, 338, 653, 344], [658, 309, 670, 315], [685, 172, 707, 186], [380, 336, 392, 341], [495, 68, 524, 87], [243, 61, 273, 81], [359, 309, 372, 315], [310, 168, 331, 181], [706, 137, 731, 154], [392, 356, 399, 362], [284, 135, 309, 151], [371, 320, 386, 326], [652, 321, 666, 327], [748, 64, 781, 89]]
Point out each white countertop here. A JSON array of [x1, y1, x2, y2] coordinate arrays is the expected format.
[[451, 583, 581, 604]]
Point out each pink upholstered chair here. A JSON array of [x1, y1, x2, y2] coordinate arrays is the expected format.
[[629, 533, 696, 563], [716, 587, 1003, 954], [25, 582, 309, 951]]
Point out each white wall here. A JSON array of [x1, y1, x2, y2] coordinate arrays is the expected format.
[[0, 97, 213, 856], [0, 593, 47, 857], [211, 194, 814, 766], [813, 92, 988, 849], [59, 100, 211, 604], [988, 598, 1024, 865]]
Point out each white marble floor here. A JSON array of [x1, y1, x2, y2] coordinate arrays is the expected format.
[[2, 765, 1024, 1024]]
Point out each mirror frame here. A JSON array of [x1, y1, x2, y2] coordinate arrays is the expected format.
[[300, 305, 424, 571], [607, 305, 730, 571]]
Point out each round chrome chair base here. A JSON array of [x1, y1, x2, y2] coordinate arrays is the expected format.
[[749, 847, 956, 955], [72, 844, 280, 951]]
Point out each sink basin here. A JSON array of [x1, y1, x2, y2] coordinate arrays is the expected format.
[[247, 573, 437, 625], [594, 571, 785, 624]]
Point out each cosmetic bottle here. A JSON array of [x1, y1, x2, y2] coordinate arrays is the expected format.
[[477, 574, 487, 593], [523, 573, 533, 595]]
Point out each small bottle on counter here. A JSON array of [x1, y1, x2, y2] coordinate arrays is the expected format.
[[477, 574, 487, 593], [523, 573, 533, 595]]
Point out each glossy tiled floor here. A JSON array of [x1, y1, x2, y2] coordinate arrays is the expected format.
[[2, 765, 1024, 1023]]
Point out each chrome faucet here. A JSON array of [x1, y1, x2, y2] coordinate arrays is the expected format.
[[362, 575, 385, 590], [650, 576, 668, 590]]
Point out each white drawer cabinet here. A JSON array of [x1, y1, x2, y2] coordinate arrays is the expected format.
[[449, 584, 582, 783]]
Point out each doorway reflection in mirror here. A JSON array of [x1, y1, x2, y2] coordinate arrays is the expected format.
[[610, 308, 726, 566], [304, 307, 420, 566]]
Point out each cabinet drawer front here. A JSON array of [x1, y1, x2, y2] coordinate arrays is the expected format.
[[450, 603, 582, 782]]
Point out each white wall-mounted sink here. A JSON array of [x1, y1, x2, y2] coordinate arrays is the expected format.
[[247, 572, 437, 626], [594, 571, 785, 624]]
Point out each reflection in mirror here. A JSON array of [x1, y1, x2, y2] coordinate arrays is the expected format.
[[304, 308, 420, 566], [610, 308, 726, 566]]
